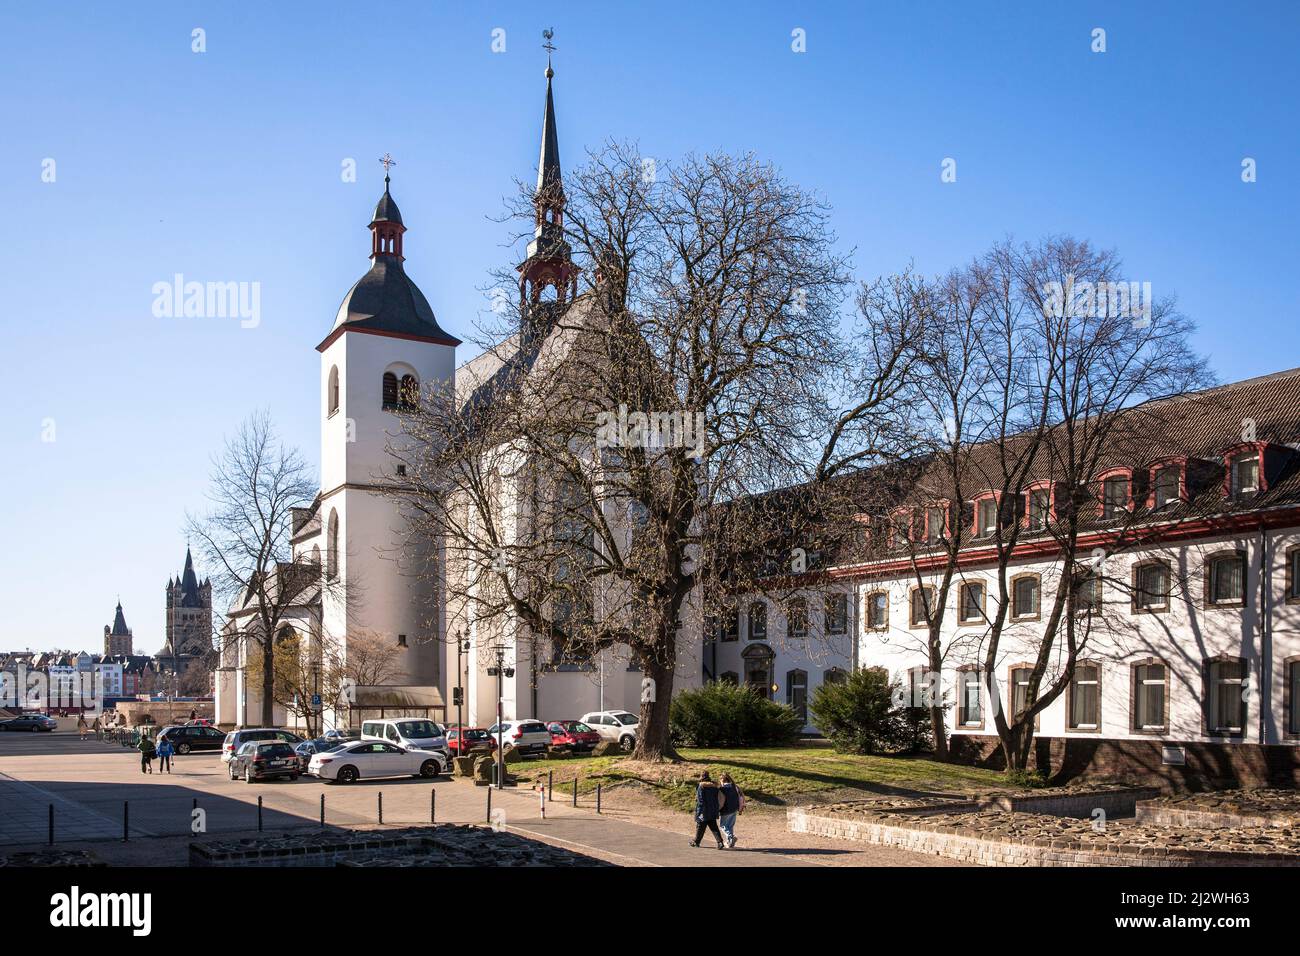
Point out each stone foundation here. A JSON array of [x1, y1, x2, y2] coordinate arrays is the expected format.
[[948, 735, 1300, 790]]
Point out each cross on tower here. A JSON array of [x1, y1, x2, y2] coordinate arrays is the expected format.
[[379, 153, 397, 178], [542, 28, 556, 56]]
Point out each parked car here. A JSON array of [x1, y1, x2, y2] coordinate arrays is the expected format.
[[0, 714, 57, 732], [221, 728, 305, 764], [546, 720, 602, 753], [360, 718, 448, 756], [294, 737, 344, 772], [227, 740, 302, 783], [155, 724, 226, 754], [185, 718, 214, 726], [579, 711, 640, 752], [445, 726, 496, 756], [484, 720, 551, 756], [309, 740, 446, 783]]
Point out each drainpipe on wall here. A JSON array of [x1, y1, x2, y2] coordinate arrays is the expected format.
[[1258, 524, 1271, 745]]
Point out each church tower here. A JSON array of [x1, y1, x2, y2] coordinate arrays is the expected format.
[[517, 54, 580, 348], [163, 546, 213, 670], [104, 601, 133, 657], [317, 163, 460, 685]]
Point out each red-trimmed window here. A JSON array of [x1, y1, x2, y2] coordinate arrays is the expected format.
[[1221, 443, 1264, 498], [1025, 482, 1054, 531], [972, 493, 1000, 538], [1097, 468, 1132, 520], [1147, 458, 1186, 510], [924, 503, 949, 545]]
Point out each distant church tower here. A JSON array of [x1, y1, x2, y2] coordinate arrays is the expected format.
[[104, 601, 133, 657], [163, 547, 213, 670], [316, 161, 461, 684]]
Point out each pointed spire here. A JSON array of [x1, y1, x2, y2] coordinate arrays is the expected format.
[[537, 60, 562, 194], [369, 154, 406, 259]]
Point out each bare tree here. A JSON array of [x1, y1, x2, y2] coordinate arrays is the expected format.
[[186, 413, 328, 727], [382, 145, 915, 761]]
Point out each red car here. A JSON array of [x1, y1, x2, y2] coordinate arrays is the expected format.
[[446, 726, 496, 756], [547, 720, 602, 752]]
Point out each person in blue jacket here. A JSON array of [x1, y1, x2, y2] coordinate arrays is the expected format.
[[156, 735, 175, 773], [689, 771, 725, 849]]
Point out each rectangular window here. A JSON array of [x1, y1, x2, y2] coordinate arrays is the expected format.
[[1069, 663, 1100, 730], [1012, 576, 1040, 619], [865, 592, 888, 629], [1208, 554, 1245, 606], [1027, 489, 1051, 530], [1138, 665, 1170, 733], [958, 670, 982, 726], [1134, 562, 1170, 612], [720, 608, 739, 642], [1231, 454, 1260, 497], [1153, 466, 1180, 508], [747, 602, 767, 640], [1101, 476, 1128, 520], [824, 593, 848, 635], [910, 587, 934, 627], [787, 599, 808, 638], [1207, 659, 1247, 735], [1011, 666, 1033, 717], [925, 506, 946, 545], [1073, 569, 1103, 613], [976, 498, 997, 537], [1290, 662, 1300, 736], [959, 582, 985, 623], [1290, 549, 1300, 601]]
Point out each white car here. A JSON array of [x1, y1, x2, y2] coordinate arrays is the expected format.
[[483, 719, 551, 755], [309, 740, 446, 783], [580, 711, 639, 752]]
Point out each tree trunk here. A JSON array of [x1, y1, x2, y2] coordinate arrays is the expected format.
[[261, 638, 275, 727], [632, 650, 679, 762], [1000, 719, 1034, 772], [927, 631, 949, 760]]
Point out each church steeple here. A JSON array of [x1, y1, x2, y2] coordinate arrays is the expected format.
[[370, 154, 405, 261], [518, 32, 580, 345]]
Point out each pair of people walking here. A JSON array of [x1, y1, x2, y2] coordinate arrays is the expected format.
[[689, 771, 744, 849]]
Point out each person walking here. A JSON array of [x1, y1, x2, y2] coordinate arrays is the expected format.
[[156, 735, 175, 774], [718, 772, 745, 848], [137, 733, 156, 774], [77, 715, 88, 740], [689, 771, 725, 849]]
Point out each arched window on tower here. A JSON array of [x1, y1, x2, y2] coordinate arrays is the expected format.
[[382, 372, 398, 409], [327, 366, 340, 415], [399, 374, 418, 410], [326, 510, 339, 580]]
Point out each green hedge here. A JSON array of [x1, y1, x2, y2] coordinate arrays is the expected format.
[[669, 681, 805, 747]]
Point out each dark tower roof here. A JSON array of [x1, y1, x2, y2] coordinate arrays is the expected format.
[[537, 62, 562, 193], [318, 177, 461, 352], [110, 602, 130, 636], [178, 547, 203, 608], [372, 177, 403, 225]]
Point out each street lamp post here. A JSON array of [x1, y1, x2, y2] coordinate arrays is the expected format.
[[455, 632, 470, 741], [486, 646, 514, 790]]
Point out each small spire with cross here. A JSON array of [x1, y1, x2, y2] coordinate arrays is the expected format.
[[379, 152, 397, 185]]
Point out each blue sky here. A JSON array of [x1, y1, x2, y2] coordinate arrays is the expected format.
[[0, 1, 1296, 653]]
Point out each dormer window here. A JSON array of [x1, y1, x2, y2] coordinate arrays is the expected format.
[[1099, 472, 1130, 520], [1152, 464, 1181, 509], [1230, 452, 1260, 498], [975, 497, 997, 538], [925, 505, 947, 545], [1026, 487, 1051, 531]]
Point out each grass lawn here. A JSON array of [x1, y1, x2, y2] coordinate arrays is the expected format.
[[508, 743, 1013, 813]]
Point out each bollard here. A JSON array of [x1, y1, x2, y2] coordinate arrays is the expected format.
[[430, 788, 436, 824], [257, 795, 263, 832], [572, 777, 578, 807], [320, 793, 325, 829], [597, 782, 602, 814], [539, 785, 545, 819], [486, 786, 492, 823], [48, 804, 54, 846], [548, 770, 553, 802], [123, 801, 129, 842], [378, 792, 384, 825]]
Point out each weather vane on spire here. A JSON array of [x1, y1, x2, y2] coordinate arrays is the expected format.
[[379, 153, 397, 183], [542, 28, 556, 56]]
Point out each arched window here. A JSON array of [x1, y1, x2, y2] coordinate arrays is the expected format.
[[326, 510, 339, 580], [382, 372, 398, 409], [327, 366, 340, 415], [310, 545, 321, 567], [399, 374, 418, 410]]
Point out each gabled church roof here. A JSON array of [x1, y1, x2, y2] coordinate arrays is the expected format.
[[110, 601, 131, 636]]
